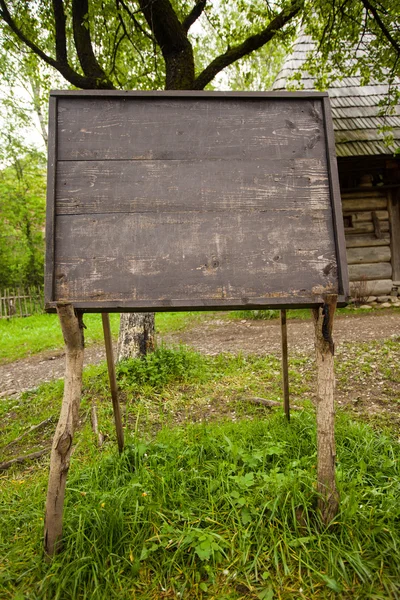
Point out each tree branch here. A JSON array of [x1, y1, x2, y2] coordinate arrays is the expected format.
[[138, 0, 195, 89], [182, 0, 207, 34], [360, 0, 400, 55], [0, 0, 101, 88], [51, 0, 68, 65], [193, 0, 303, 90], [117, 0, 156, 43], [72, 0, 115, 88]]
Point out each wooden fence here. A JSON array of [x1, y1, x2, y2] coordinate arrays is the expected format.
[[0, 286, 44, 318]]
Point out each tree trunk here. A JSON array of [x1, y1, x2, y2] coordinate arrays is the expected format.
[[44, 303, 84, 556], [117, 312, 155, 361], [312, 294, 339, 525]]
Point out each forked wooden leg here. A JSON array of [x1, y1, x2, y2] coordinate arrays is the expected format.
[[44, 303, 84, 556], [312, 294, 339, 525], [102, 313, 124, 453], [280, 309, 290, 421]]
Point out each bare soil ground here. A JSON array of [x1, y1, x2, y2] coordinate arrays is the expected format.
[[1, 311, 399, 398]]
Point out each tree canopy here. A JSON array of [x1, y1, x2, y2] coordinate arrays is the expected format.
[[0, 1, 398, 94]]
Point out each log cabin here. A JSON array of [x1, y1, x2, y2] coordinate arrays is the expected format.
[[273, 35, 400, 300]]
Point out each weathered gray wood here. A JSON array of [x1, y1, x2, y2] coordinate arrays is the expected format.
[[345, 233, 390, 248], [346, 246, 391, 265], [46, 92, 349, 311], [349, 279, 393, 296], [389, 191, 400, 282], [56, 158, 330, 215], [345, 221, 389, 234], [348, 262, 392, 280], [322, 97, 349, 299], [57, 97, 326, 162], [342, 197, 387, 212], [312, 294, 339, 525], [45, 96, 57, 306], [54, 211, 338, 304], [102, 313, 124, 453], [44, 304, 84, 556], [280, 309, 290, 421]]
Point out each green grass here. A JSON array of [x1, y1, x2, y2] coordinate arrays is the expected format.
[[0, 311, 208, 364], [1, 345, 400, 599], [1, 413, 399, 599]]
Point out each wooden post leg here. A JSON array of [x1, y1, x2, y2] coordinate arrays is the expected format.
[[44, 303, 84, 556], [102, 313, 124, 453], [280, 309, 290, 422], [312, 294, 339, 525]]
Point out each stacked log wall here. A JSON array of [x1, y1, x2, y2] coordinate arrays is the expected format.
[[343, 188, 393, 297]]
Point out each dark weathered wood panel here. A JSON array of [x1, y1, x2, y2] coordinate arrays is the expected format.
[[56, 158, 330, 215], [57, 97, 325, 162], [54, 212, 338, 304], [45, 96, 57, 305], [46, 92, 348, 310]]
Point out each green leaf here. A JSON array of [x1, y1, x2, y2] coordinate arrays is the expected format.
[[199, 582, 208, 592], [321, 575, 342, 593], [258, 586, 274, 600]]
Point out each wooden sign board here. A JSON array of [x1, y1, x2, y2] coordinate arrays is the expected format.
[[45, 91, 349, 312]]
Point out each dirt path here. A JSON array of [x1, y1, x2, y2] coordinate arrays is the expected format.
[[1, 311, 399, 398]]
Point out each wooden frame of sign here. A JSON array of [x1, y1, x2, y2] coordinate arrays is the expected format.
[[43, 91, 349, 555]]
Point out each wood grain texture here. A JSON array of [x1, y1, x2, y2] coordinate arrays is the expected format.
[[45, 97, 58, 306], [348, 262, 392, 280], [57, 97, 325, 161], [46, 93, 347, 310], [54, 211, 338, 304], [56, 158, 330, 215], [349, 279, 393, 295], [346, 246, 391, 264]]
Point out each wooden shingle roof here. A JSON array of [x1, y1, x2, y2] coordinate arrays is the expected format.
[[273, 34, 400, 157]]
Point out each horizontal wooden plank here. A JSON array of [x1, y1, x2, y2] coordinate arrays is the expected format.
[[53, 212, 338, 304], [342, 210, 388, 223], [342, 198, 387, 211], [349, 279, 393, 296], [345, 233, 391, 248], [57, 97, 326, 162], [348, 262, 392, 281], [345, 221, 389, 234], [45, 294, 349, 313], [56, 158, 330, 215], [346, 246, 391, 265]]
